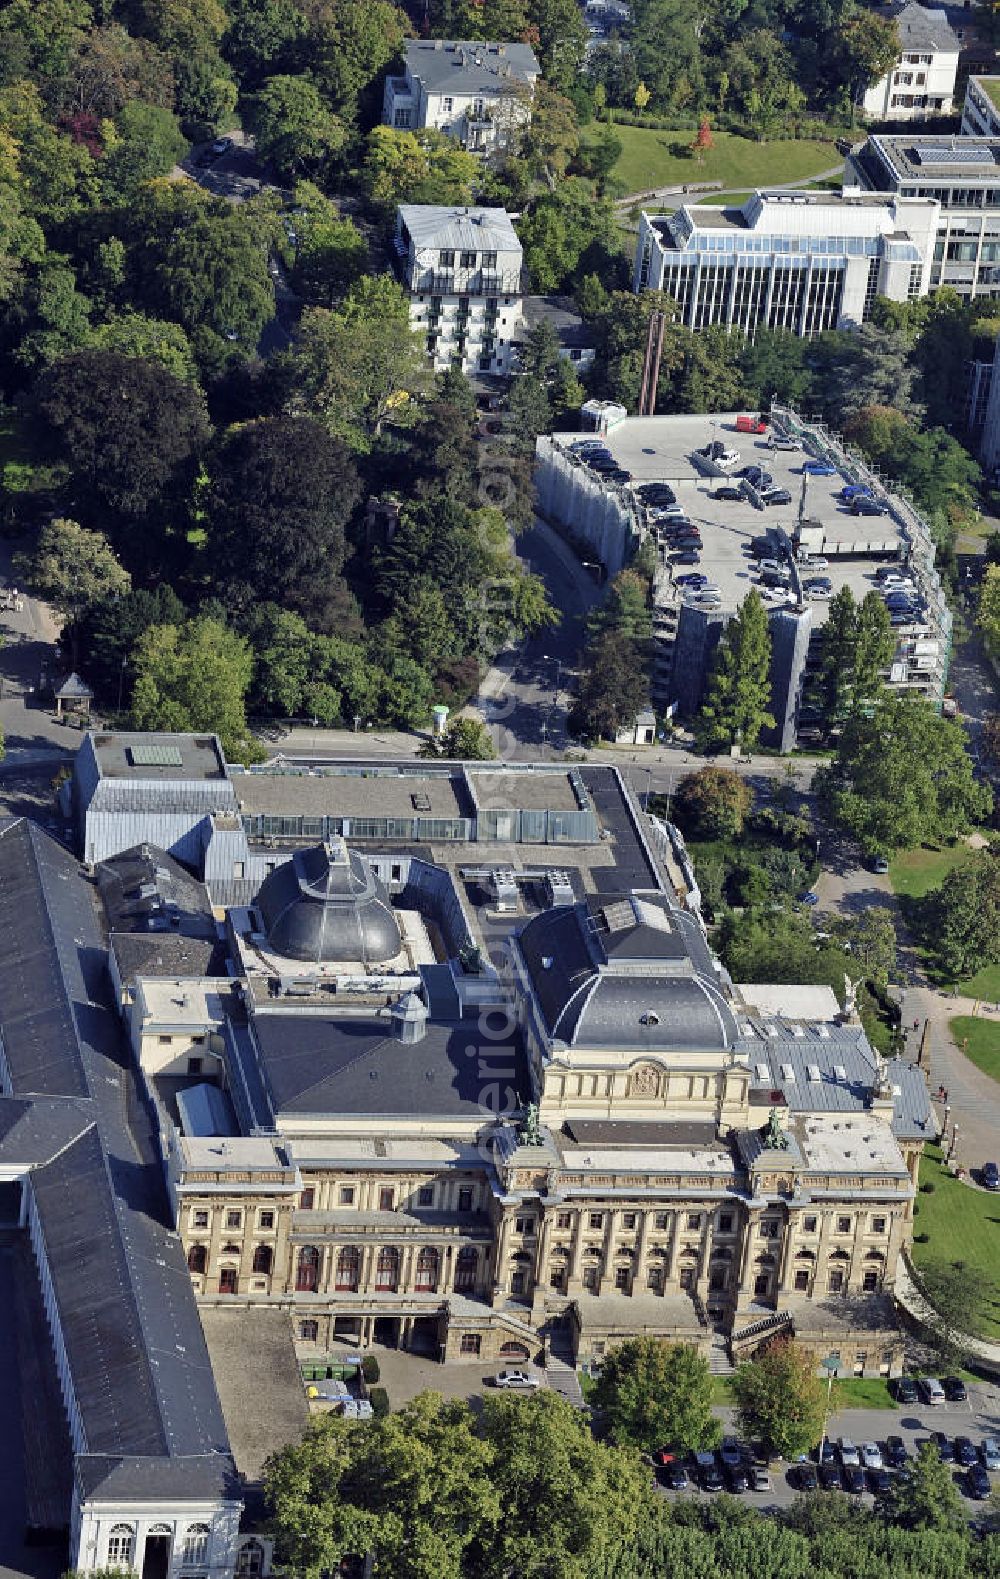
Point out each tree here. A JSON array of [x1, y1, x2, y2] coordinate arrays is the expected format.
[[86, 312, 199, 382], [362, 126, 480, 216], [732, 1337, 826, 1460], [306, 0, 407, 123], [247, 75, 345, 183], [842, 905, 897, 989], [100, 101, 188, 203], [292, 277, 433, 451], [477, 1390, 653, 1579], [287, 182, 367, 305], [914, 1260, 996, 1372], [69, 584, 186, 708], [32, 348, 210, 531], [924, 849, 1000, 981], [130, 615, 262, 762], [528, 0, 589, 87], [690, 115, 713, 162], [815, 696, 993, 855], [814, 585, 859, 728], [853, 591, 895, 711], [980, 565, 1000, 660], [23, 518, 130, 654], [428, 717, 496, 760], [883, 1441, 966, 1532], [673, 765, 752, 840], [523, 82, 580, 181], [518, 179, 619, 295], [697, 590, 774, 754], [144, 197, 276, 362], [592, 1337, 719, 1454], [835, 10, 900, 115], [207, 417, 360, 630], [569, 630, 649, 742]]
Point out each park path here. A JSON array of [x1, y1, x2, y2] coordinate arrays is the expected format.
[[614, 163, 847, 214]]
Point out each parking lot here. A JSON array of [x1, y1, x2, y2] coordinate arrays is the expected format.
[[658, 1377, 1000, 1515]]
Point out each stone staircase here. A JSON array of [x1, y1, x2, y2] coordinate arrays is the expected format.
[[730, 1309, 792, 1361], [708, 1329, 734, 1376]]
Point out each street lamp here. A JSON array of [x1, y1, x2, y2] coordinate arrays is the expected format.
[[117, 656, 128, 715], [819, 1353, 839, 1464]]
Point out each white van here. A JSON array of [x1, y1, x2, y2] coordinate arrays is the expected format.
[[919, 1376, 945, 1405], [767, 435, 799, 451]]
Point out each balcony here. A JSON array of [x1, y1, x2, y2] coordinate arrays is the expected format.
[[411, 268, 520, 297]]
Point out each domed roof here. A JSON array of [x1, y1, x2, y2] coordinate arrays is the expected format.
[[256, 840, 402, 964]]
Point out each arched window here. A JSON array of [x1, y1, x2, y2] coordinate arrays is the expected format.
[[375, 1246, 399, 1291], [236, 1540, 264, 1577], [415, 1246, 440, 1291], [297, 1245, 321, 1292], [252, 1244, 273, 1275], [187, 1244, 207, 1275], [107, 1525, 135, 1565], [181, 1524, 211, 1567], [454, 1246, 477, 1291], [334, 1246, 358, 1292]]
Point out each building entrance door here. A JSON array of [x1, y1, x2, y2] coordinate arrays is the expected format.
[[373, 1316, 400, 1348], [142, 1532, 171, 1579]]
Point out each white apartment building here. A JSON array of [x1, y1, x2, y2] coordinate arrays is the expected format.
[[847, 134, 1000, 295], [961, 75, 1000, 137], [633, 190, 939, 337], [382, 39, 539, 153], [860, 2, 959, 120], [395, 204, 523, 375]]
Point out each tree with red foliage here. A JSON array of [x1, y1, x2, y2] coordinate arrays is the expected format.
[[691, 116, 713, 163]]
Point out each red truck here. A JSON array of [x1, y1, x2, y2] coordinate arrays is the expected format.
[[735, 413, 768, 434]]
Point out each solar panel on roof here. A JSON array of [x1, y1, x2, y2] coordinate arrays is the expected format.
[[129, 743, 183, 767], [912, 143, 996, 166]]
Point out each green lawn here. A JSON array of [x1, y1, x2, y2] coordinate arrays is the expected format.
[[711, 1376, 736, 1406], [888, 843, 973, 901], [950, 1015, 1000, 1083], [912, 1143, 1000, 1339], [829, 1378, 895, 1411], [957, 963, 1000, 1002], [588, 125, 840, 198]]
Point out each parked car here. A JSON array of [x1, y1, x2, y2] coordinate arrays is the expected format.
[[638, 486, 677, 506], [713, 485, 744, 501], [798, 890, 819, 906], [735, 413, 768, 434], [981, 1437, 1000, 1471], [861, 1443, 883, 1470], [852, 495, 889, 516], [767, 434, 799, 451], [494, 1369, 541, 1388], [928, 1432, 954, 1462], [983, 1161, 1000, 1190], [843, 1464, 866, 1494], [818, 1439, 838, 1466], [893, 1376, 919, 1405], [818, 1462, 843, 1491], [738, 465, 773, 487], [968, 1464, 992, 1500], [726, 1462, 750, 1493], [749, 1464, 772, 1492], [919, 1376, 946, 1405], [943, 1377, 968, 1403], [871, 854, 889, 874], [801, 555, 829, 570], [885, 1435, 909, 1468], [795, 1461, 818, 1491], [676, 573, 708, 586], [763, 488, 793, 506], [697, 444, 740, 468], [761, 569, 791, 588], [719, 1438, 744, 1468], [660, 1460, 689, 1490], [839, 484, 872, 502], [210, 136, 233, 157], [802, 459, 837, 476], [672, 551, 700, 565], [838, 1439, 861, 1467], [694, 1450, 724, 1491], [955, 1436, 979, 1467], [758, 558, 786, 577], [605, 469, 632, 485], [868, 1467, 892, 1495], [805, 579, 832, 599]]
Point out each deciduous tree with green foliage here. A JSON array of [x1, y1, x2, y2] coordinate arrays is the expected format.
[[247, 75, 345, 183], [424, 716, 496, 760], [569, 629, 650, 743], [923, 849, 1000, 981], [698, 589, 774, 754], [673, 765, 752, 840], [362, 126, 480, 217], [733, 1337, 826, 1460], [593, 1336, 719, 1454], [23, 517, 130, 654], [881, 1440, 967, 1532], [130, 614, 263, 762], [816, 696, 992, 855]]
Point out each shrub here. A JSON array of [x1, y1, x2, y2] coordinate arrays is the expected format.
[[369, 1386, 390, 1417], [921, 1182, 936, 1194], [914, 1231, 930, 1243], [361, 1354, 380, 1383]]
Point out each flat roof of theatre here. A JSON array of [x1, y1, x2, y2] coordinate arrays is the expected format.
[[232, 765, 472, 820], [92, 731, 228, 781]]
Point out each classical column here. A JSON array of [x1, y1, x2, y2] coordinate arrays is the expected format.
[[491, 1214, 513, 1304], [634, 1209, 652, 1294], [361, 1242, 377, 1292], [565, 1210, 586, 1297], [531, 1209, 553, 1313]]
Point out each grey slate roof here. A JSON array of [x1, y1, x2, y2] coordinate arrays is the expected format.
[[891, 1, 960, 53], [248, 1007, 529, 1120], [110, 930, 226, 984], [398, 204, 521, 254], [737, 1028, 932, 1138], [0, 819, 236, 1502], [402, 38, 540, 95], [517, 898, 738, 1052], [97, 843, 216, 937]]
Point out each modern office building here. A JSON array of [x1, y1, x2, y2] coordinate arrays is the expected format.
[[960, 74, 1000, 137], [63, 739, 933, 1380], [859, 1, 959, 121], [847, 134, 1000, 295], [633, 191, 938, 336], [382, 39, 539, 152], [394, 204, 523, 375]]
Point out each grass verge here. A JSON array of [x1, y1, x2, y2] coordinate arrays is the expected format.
[[586, 125, 840, 198], [912, 1143, 1000, 1340], [949, 1015, 1000, 1084]]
